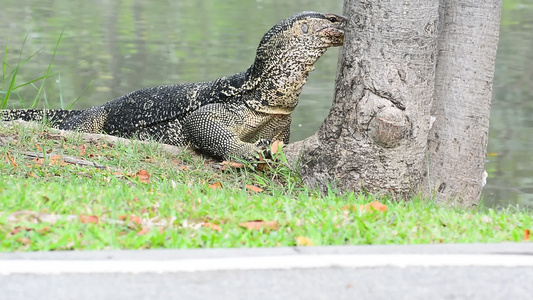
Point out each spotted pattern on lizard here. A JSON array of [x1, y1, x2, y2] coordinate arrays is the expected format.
[[1, 12, 346, 160]]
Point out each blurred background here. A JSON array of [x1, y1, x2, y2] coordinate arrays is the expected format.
[[1, 0, 531, 208]]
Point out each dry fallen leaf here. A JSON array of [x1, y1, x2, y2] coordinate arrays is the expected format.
[[246, 184, 264, 193], [208, 182, 223, 189], [141, 206, 158, 214], [203, 222, 222, 232], [136, 169, 150, 184], [137, 228, 150, 236], [37, 226, 51, 234], [78, 144, 87, 156], [26, 172, 38, 178], [79, 215, 99, 224], [255, 154, 269, 172], [342, 204, 357, 212], [32, 158, 45, 165], [295, 236, 314, 246], [359, 201, 388, 212], [6, 152, 17, 169], [50, 155, 62, 165], [220, 161, 245, 171], [118, 215, 143, 225], [16, 237, 31, 245], [270, 140, 285, 155], [11, 226, 32, 235], [238, 220, 279, 231]]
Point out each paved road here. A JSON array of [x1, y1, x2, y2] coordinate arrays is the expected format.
[[2, 243, 533, 300]]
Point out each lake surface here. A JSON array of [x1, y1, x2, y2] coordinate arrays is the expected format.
[[1, 0, 531, 208]]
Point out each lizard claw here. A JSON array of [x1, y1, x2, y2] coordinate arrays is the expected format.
[[255, 139, 272, 159]]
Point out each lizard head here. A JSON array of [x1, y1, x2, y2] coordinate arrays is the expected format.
[[253, 12, 346, 72], [245, 12, 347, 114], [255, 12, 346, 55], [288, 12, 346, 49]]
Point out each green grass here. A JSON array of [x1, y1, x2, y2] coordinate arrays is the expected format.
[[1, 35, 531, 251], [1, 31, 69, 110], [0, 122, 531, 251]]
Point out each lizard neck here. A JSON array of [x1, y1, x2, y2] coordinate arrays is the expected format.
[[243, 46, 327, 115]]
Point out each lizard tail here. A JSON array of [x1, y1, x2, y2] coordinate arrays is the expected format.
[[0, 109, 84, 127]]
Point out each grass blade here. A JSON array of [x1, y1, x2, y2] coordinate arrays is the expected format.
[[31, 29, 64, 108]]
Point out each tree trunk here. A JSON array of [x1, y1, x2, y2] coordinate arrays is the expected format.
[[285, 0, 440, 198], [424, 0, 501, 206], [284, 0, 500, 206]]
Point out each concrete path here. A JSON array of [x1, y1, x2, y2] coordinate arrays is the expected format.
[[2, 243, 533, 299]]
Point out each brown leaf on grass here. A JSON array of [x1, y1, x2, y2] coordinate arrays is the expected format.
[[246, 185, 264, 193], [203, 222, 222, 232], [79, 215, 99, 224], [137, 227, 165, 235], [220, 161, 245, 171], [11, 226, 33, 235], [32, 158, 45, 165], [130, 215, 143, 225], [359, 201, 388, 212], [270, 140, 285, 155], [78, 144, 87, 156], [50, 155, 64, 166], [525, 229, 531, 241], [31, 155, 67, 166], [16, 237, 31, 245], [141, 206, 158, 214], [137, 228, 150, 236], [295, 236, 314, 246], [6, 152, 18, 169], [238, 220, 279, 231], [208, 182, 223, 189], [118, 215, 143, 225], [136, 169, 150, 184], [37, 226, 50, 234], [342, 204, 357, 212], [26, 172, 38, 178], [172, 161, 188, 171], [255, 154, 269, 172]]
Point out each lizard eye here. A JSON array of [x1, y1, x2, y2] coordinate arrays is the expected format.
[[301, 23, 309, 34], [327, 16, 338, 23]]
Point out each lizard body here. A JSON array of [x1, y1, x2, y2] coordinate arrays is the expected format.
[[1, 12, 346, 160]]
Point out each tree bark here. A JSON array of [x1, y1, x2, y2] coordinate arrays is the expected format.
[[284, 0, 501, 206], [424, 0, 501, 206], [285, 0, 440, 198]]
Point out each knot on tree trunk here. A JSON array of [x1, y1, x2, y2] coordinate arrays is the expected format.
[[369, 106, 408, 148]]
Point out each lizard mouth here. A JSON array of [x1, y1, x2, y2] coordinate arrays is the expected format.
[[318, 26, 345, 47], [316, 14, 346, 47]]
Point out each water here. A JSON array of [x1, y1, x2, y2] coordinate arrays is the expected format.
[[1, 0, 531, 208]]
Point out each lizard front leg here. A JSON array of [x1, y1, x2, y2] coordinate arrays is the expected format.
[[182, 104, 269, 161]]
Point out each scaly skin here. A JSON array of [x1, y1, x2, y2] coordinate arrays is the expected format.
[[1, 12, 346, 160]]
